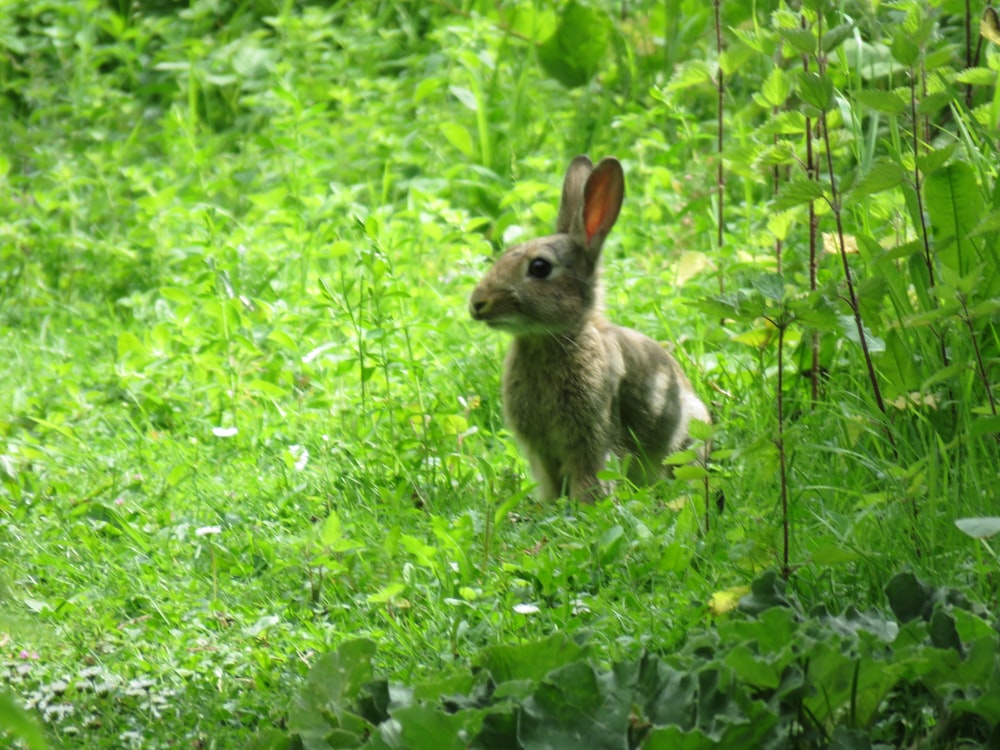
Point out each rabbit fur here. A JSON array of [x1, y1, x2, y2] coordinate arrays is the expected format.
[[469, 155, 710, 502]]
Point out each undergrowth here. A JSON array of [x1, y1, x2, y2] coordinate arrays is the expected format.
[[1, 0, 999, 747]]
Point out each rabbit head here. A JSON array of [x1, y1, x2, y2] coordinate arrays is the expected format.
[[469, 156, 709, 502], [468, 155, 621, 334]]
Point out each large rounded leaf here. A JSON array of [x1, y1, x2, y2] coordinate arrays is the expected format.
[[536, 1, 612, 89]]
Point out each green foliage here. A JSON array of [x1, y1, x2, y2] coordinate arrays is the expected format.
[[3, 0, 1000, 746], [262, 573, 1000, 749]]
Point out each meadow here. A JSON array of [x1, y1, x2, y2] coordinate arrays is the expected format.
[[2, 0, 999, 747]]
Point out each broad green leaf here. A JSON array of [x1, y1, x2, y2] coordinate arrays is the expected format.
[[885, 572, 934, 623], [248, 379, 288, 398], [665, 60, 714, 92], [380, 705, 490, 750], [445, 117, 484, 166], [811, 544, 861, 565], [117, 330, 145, 358], [822, 23, 853, 53], [852, 89, 907, 115], [971, 416, 1000, 437], [536, 1, 611, 89], [752, 272, 785, 302], [739, 571, 793, 614], [916, 143, 958, 175], [778, 27, 816, 55], [890, 31, 920, 66], [799, 72, 834, 110], [847, 158, 906, 201], [917, 90, 956, 116], [289, 640, 377, 750], [924, 161, 983, 273], [773, 177, 825, 210], [955, 67, 997, 85], [753, 140, 798, 168]]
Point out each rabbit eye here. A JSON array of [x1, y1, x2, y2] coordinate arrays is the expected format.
[[528, 258, 552, 279]]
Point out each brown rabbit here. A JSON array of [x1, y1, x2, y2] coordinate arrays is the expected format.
[[469, 155, 710, 502]]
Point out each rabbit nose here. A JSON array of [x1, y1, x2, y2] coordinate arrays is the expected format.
[[470, 298, 489, 318]]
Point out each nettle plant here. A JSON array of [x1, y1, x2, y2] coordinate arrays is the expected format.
[[652, 0, 1000, 569]]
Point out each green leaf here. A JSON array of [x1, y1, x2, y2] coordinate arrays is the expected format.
[[890, 31, 920, 66], [885, 572, 934, 623], [665, 60, 714, 92], [752, 273, 785, 302], [0, 691, 48, 750], [536, 1, 612, 89], [916, 143, 957, 175], [852, 89, 907, 115], [822, 23, 853, 53], [381, 705, 490, 750], [480, 632, 590, 684], [971, 416, 1000, 438], [440, 122, 475, 158], [289, 639, 377, 746], [847, 158, 906, 201], [955, 67, 997, 85], [924, 161, 983, 273], [739, 571, 793, 615], [778, 27, 816, 55], [773, 177, 825, 210], [798, 72, 834, 110], [753, 67, 791, 109]]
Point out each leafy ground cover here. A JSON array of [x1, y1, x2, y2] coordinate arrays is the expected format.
[[1, 0, 999, 747]]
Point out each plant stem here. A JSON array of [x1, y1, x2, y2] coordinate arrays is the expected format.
[[776, 319, 790, 579], [961, 295, 999, 417], [714, 0, 725, 296]]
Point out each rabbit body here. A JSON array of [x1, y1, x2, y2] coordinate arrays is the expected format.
[[470, 156, 709, 501]]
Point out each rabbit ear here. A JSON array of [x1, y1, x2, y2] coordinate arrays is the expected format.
[[580, 157, 624, 252], [556, 155, 594, 233]]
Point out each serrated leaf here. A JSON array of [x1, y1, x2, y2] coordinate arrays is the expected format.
[[753, 140, 798, 168], [799, 72, 834, 110], [779, 27, 816, 54], [890, 31, 920, 66], [955, 66, 997, 85], [917, 90, 956, 115], [852, 89, 907, 115], [848, 158, 906, 200], [753, 272, 785, 302], [916, 143, 957, 175], [822, 23, 853, 52], [773, 177, 825, 210], [666, 59, 714, 92], [382, 704, 489, 750], [753, 68, 791, 109]]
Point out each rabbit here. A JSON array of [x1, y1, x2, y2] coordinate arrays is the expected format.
[[468, 155, 710, 502]]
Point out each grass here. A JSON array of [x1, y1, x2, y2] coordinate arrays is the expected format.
[[2, 0, 999, 747]]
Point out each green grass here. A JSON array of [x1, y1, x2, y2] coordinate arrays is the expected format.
[[2, 0, 999, 747]]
